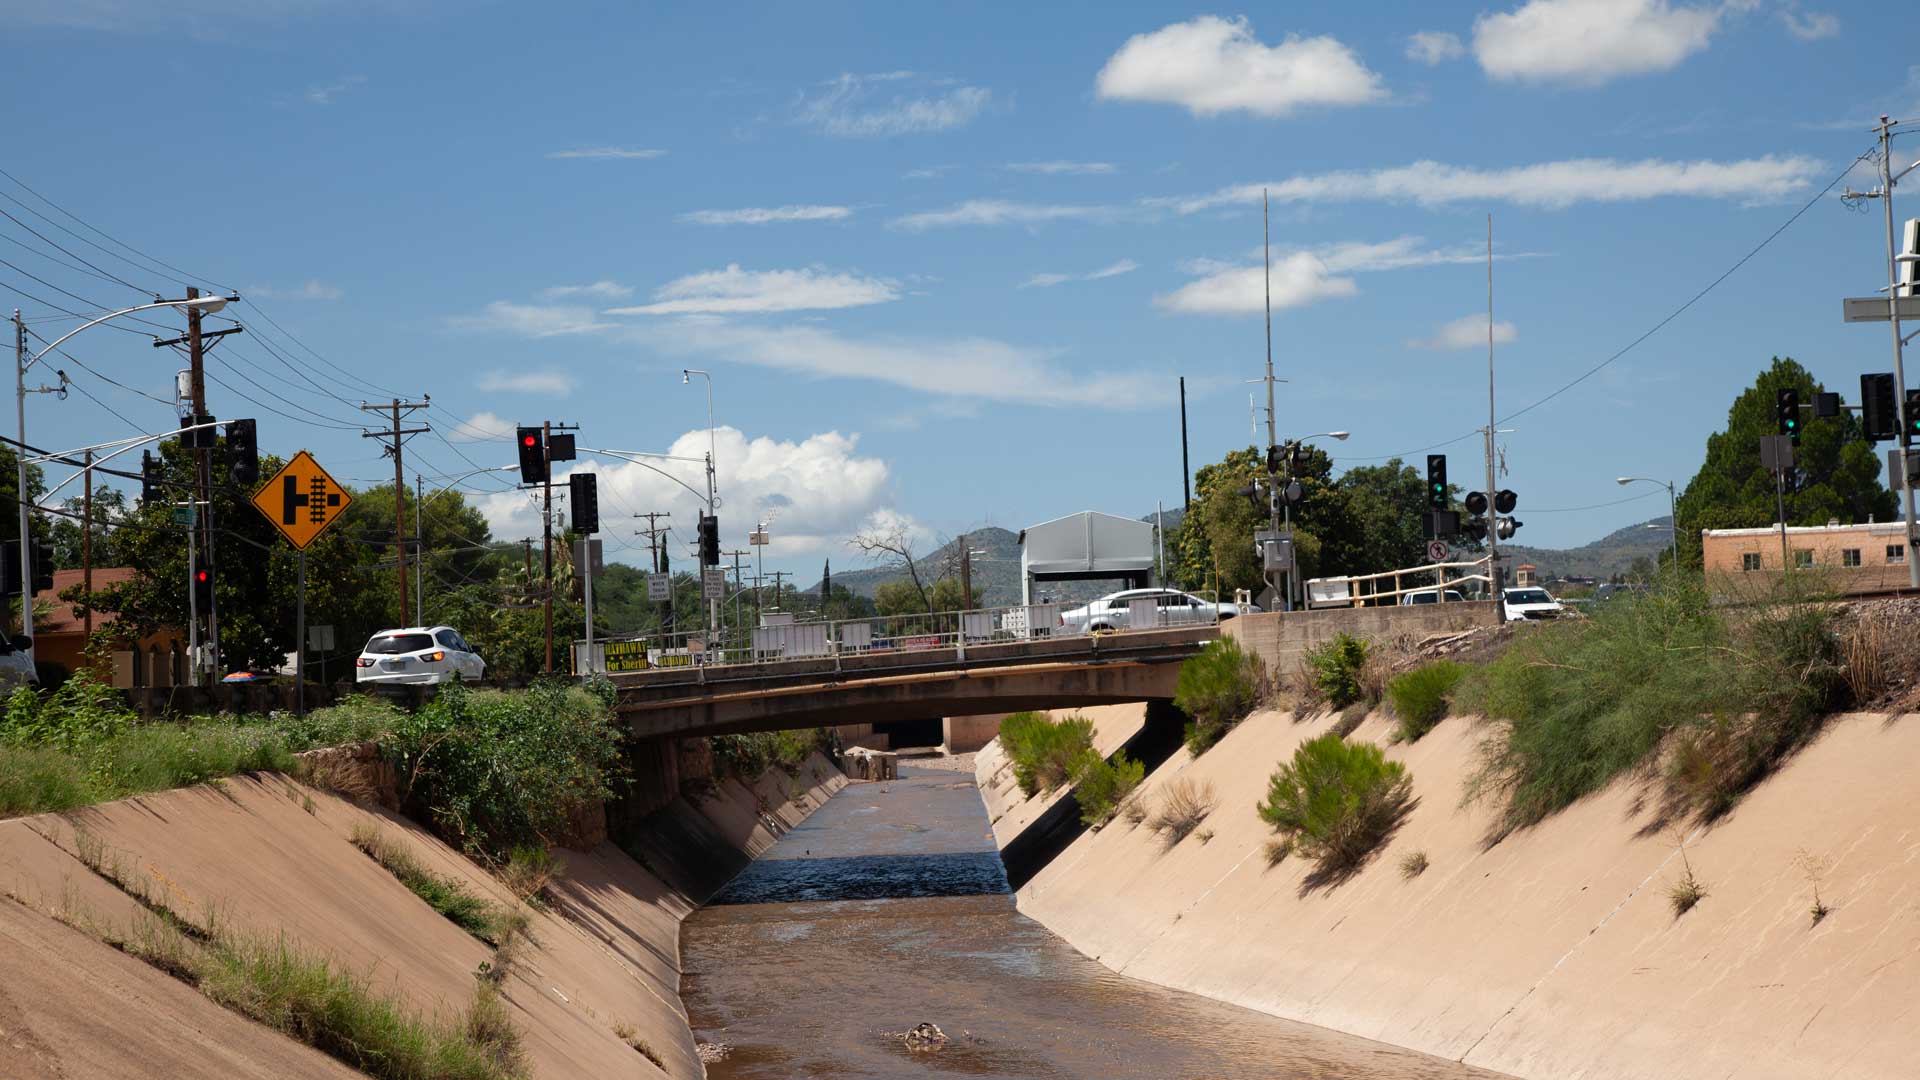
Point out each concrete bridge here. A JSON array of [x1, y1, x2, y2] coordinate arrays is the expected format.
[[610, 626, 1214, 738]]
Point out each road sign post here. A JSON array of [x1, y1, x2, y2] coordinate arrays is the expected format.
[[251, 452, 353, 704]]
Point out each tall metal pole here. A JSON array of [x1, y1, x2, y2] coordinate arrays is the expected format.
[[187, 288, 217, 684], [1261, 189, 1286, 610], [1666, 481, 1679, 569], [1486, 214, 1502, 611], [1776, 465, 1790, 572], [542, 419, 554, 674], [583, 535, 596, 675], [414, 473, 424, 627], [392, 401, 408, 623], [295, 549, 306, 716], [13, 311, 30, 656], [1877, 116, 1920, 586], [1178, 378, 1191, 514], [82, 450, 91, 663]]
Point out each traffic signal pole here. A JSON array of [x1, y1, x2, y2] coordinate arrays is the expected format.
[[1485, 215, 1502, 613], [1877, 117, 1920, 588], [544, 419, 554, 674]]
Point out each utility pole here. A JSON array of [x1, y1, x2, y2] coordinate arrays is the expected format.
[[358, 399, 429, 625], [1254, 188, 1289, 610], [186, 286, 217, 683], [726, 549, 749, 631], [1863, 116, 1920, 586], [958, 531, 973, 610], [635, 510, 672, 632], [1485, 215, 1502, 611], [81, 449, 91, 666], [1179, 377, 1191, 514], [414, 473, 425, 627], [767, 570, 790, 611]]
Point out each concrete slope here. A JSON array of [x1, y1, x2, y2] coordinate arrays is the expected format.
[[985, 707, 1920, 1080], [975, 701, 1148, 848], [0, 752, 847, 1080]]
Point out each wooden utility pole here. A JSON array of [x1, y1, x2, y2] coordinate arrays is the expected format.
[[182, 286, 221, 684], [81, 449, 91, 665], [359, 399, 429, 625]]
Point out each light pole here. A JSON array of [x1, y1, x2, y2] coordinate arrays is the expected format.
[[13, 295, 231, 660], [681, 368, 719, 634], [1272, 431, 1349, 611], [1616, 477, 1679, 569]]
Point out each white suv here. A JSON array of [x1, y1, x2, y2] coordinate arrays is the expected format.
[[355, 626, 486, 685], [1501, 588, 1566, 622]]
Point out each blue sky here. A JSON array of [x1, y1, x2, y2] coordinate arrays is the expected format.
[[3, 0, 1914, 577]]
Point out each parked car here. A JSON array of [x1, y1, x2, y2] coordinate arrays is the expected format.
[[1399, 589, 1468, 605], [1501, 587, 1567, 622], [1059, 588, 1255, 633], [355, 626, 485, 685], [0, 635, 35, 688]]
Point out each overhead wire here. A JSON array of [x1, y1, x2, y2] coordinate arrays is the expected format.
[[0, 168, 234, 294]]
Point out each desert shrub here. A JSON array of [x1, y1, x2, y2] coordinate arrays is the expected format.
[[1257, 733, 1414, 878], [1072, 751, 1145, 828], [1148, 777, 1216, 846], [385, 680, 625, 859], [0, 669, 133, 751], [1302, 633, 1369, 711], [1464, 573, 1848, 829], [1398, 850, 1429, 879], [1332, 703, 1368, 738], [1174, 637, 1267, 755], [998, 711, 1096, 797], [1385, 661, 1465, 742]]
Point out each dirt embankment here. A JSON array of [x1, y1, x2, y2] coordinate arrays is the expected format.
[[0, 753, 846, 1079], [980, 706, 1920, 1080]]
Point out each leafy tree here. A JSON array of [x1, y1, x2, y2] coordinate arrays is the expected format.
[[50, 487, 126, 569], [873, 579, 924, 616], [927, 576, 982, 612], [1675, 357, 1894, 567]]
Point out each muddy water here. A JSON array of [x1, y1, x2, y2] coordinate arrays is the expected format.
[[681, 763, 1504, 1080]]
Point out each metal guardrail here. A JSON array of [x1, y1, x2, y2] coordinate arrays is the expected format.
[[574, 599, 1222, 677], [1305, 557, 1495, 609]]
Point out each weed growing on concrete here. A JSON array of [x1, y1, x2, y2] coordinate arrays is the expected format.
[[1398, 850, 1429, 879], [1258, 734, 1414, 883], [350, 824, 514, 944], [1175, 636, 1267, 755], [1666, 831, 1708, 917], [613, 1022, 666, 1069], [1073, 751, 1146, 828], [1148, 778, 1216, 847], [999, 712, 1096, 796], [709, 728, 832, 781], [1302, 634, 1370, 711], [1121, 797, 1149, 826], [1263, 837, 1292, 867], [499, 845, 558, 908], [1795, 848, 1834, 926], [1332, 703, 1368, 739], [1385, 662, 1465, 743], [1195, 828, 1215, 845]]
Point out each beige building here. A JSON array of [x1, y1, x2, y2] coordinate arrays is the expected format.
[[1700, 521, 1915, 594]]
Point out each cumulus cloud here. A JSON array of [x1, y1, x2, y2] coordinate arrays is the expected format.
[[450, 301, 610, 337], [1406, 31, 1466, 64], [1780, 7, 1838, 39], [541, 281, 632, 299], [446, 410, 515, 443], [476, 426, 912, 558], [246, 280, 342, 301], [1021, 259, 1139, 288], [889, 200, 1118, 230], [644, 319, 1161, 408], [1159, 155, 1822, 212], [1094, 15, 1386, 116], [1411, 314, 1519, 350], [545, 146, 669, 160], [796, 72, 991, 136], [607, 265, 899, 316], [678, 205, 853, 226], [1472, 0, 1724, 85], [1155, 254, 1359, 315], [477, 369, 576, 396], [1007, 161, 1117, 175]]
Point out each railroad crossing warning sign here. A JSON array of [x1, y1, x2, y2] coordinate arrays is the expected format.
[[250, 450, 353, 550]]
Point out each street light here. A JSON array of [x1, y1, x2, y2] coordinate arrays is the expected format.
[[1617, 476, 1679, 568], [12, 295, 234, 660]]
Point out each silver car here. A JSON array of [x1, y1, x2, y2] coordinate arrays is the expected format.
[[1060, 588, 1252, 633], [355, 626, 486, 685]]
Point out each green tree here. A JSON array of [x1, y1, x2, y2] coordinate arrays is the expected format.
[[1675, 357, 1894, 567], [873, 579, 923, 616], [50, 487, 126, 569], [927, 576, 982, 612]]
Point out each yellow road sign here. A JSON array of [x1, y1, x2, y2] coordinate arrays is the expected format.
[[250, 450, 353, 550]]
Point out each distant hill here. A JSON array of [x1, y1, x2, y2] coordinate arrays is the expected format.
[[1499, 517, 1673, 581], [828, 527, 1027, 605]]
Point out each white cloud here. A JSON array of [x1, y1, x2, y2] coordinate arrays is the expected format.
[[541, 281, 632, 299], [1094, 15, 1386, 116], [796, 72, 991, 137], [645, 319, 1161, 409], [678, 205, 853, 226], [477, 370, 576, 396], [1780, 8, 1838, 39], [446, 410, 514, 443], [1472, 0, 1723, 85], [1021, 259, 1139, 288], [1155, 253, 1359, 315], [304, 74, 363, 105], [1411, 314, 1519, 350], [1406, 31, 1466, 64], [903, 165, 955, 179], [889, 200, 1117, 231], [1007, 161, 1117, 175], [1160, 155, 1823, 212], [607, 265, 898, 316], [545, 146, 669, 160], [246, 279, 342, 301], [476, 426, 910, 558], [450, 301, 610, 338]]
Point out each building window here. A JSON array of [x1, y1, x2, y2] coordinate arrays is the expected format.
[[1890, 545, 1907, 564], [1842, 548, 1862, 567], [1793, 549, 1814, 569], [1742, 553, 1762, 572]]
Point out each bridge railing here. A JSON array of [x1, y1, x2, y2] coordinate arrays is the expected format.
[[577, 597, 1222, 676], [1304, 556, 1494, 609]]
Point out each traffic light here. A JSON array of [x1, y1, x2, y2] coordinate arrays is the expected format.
[[1497, 518, 1524, 540], [1464, 490, 1489, 517], [548, 433, 576, 461], [1907, 389, 1920, 441], [697, 514, 720, 566], [516, 426, 548, 483], [180, 413, 218, 450], [140, 450, 161, 505], [29, 539, 50, 594], [1494, 489, 1518, 515], [1776, 388, 1800, 443], [1862, 373, 1898, 440], [1815, 392, 1841, 419], [568, 473, 599, 535], [1266, 444, 1283, 474], [1465, 518, 1489, 543], [192, 560, 214, 611], [1426, 455, 1448, 510], [226, 418, 258, 486]]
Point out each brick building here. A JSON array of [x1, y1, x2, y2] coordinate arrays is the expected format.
[[31, 568, 187, 687], [1700, 521, 1915, 594]]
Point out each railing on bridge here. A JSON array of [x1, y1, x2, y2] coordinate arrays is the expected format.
[[573, 598, 1221, 676], [1304, 556, 1494, 609]]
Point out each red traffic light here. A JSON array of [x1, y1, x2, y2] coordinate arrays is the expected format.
[[522, 435, 537, 447], [195, 570, 210, 583]]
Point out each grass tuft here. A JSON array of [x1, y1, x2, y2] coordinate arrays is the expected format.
[[613, 1022, 666, 1069], [1385, 662, 1465, 743], [1398, 850, 1429, 879], [351, 824, 515, 944], [1147, 778, 1216, 847]]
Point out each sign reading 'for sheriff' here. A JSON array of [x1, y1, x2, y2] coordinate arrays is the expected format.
[[250, 450, 353, 550]]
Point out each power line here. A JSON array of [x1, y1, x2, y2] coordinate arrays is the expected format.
[[0, 203, 151, 296], [0, 167, 234, 294]]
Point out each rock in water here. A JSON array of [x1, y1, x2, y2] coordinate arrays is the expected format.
[[903, 1022, 948, 1051]]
